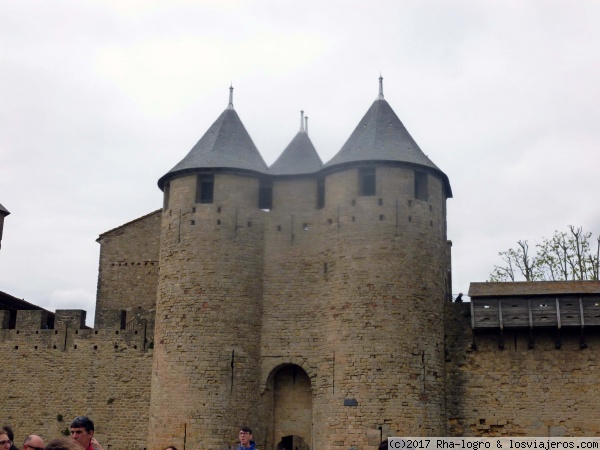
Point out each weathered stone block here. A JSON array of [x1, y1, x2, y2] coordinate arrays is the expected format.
[[16, 309, 48, 329]]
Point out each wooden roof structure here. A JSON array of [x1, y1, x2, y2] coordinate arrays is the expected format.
[[468, 281, 600, 331]]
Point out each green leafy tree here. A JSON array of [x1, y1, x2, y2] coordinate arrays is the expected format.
[[489, 226, 600, 282]]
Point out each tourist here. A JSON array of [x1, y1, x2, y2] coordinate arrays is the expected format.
[[0, 430, 12, 450], [0, 426, 17, 450], [237, 427, 256, 449], [69, 417, 104, 450], [23, 435, 45, 450]]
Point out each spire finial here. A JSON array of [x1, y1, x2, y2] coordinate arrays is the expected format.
[[378, 74, 384, 100], [228, 84, 234, 109], [305, 115, 308, 135], [300, 110, 305, 132]]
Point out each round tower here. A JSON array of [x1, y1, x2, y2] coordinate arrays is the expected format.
[[258, 77, 452, 449], [312, 76, 452, 445], [148, 87, 268, 449]]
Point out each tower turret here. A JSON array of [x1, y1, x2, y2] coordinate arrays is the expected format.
[[311, 76, 452, 441], [324, 76, 451, 197], [269, 111, 323, 211], [269, 111, 322, 177], [149, 88, 267, 449], [157, 86, 267, 192]]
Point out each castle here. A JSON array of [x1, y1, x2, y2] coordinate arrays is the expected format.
[[2, 78, 600, 450]]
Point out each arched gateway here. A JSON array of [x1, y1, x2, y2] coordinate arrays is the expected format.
[[265, 364, 312, 450]]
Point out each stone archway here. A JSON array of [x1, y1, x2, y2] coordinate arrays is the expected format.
[[276, 434, 310, 450], [268, 364, 312, 450]]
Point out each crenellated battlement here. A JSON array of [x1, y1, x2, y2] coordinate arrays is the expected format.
[[0, 325, 150, 352], [0, 308, 154, 352], [0, 309, 153, 450]]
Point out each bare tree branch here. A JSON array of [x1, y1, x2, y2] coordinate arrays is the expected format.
[[489, 227, 599, 282]]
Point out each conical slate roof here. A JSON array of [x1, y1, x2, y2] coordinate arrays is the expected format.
[[324, 78, 451, 195], [158, 90, 267, 189], [270, 127, 322, 176], [0, 203, 9, 217], [325, 98, 437, 170]]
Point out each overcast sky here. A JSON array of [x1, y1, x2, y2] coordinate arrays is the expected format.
[[1, 0, 599, 326]]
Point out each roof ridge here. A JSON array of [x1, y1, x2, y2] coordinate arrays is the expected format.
[[97, 209, 162, 240], [208, 109, 229, 153]]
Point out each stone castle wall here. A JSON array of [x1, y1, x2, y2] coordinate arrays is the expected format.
[[445, 303, 600, 437], [95, 210, 161, 327], [4, 281, 600, 450], [0, 310, 152, 450]]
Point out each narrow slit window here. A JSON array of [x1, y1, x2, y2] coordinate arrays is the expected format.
[[196, 174, 214, 204], [317, 177, 325, 209], [163, 183, 170, 210], [258, 179, 273, 210], [414, 171, 428, 201]]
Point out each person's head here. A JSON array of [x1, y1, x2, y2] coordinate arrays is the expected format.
[[70, 416, 94, 449], [0, 428, 13, 443], [238, 427, 253, 447], [23, 435, 45, 450], [0, 430, 12, 450], [0, 432, 11, 450], [45, 437, 84, 450]]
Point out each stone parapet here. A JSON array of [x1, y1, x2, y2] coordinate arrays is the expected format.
[[95, 308, 126, 330], [55, 309, 87, 329], [16, 309, 49, 329]]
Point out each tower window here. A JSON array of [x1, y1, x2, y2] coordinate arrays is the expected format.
[[163, 183, 170, 210], [359, 167, 376, 196], [414, 171, 428, 201], [196, 174, 214, 204], [317, 177, 325, 209], [258, 179, 273, 210]]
